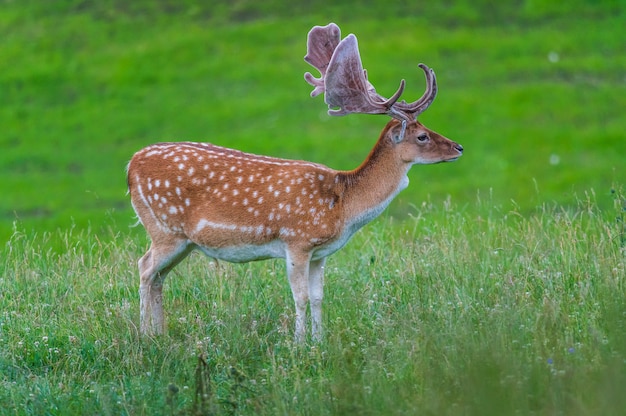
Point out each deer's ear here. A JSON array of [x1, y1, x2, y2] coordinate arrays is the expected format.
[[391, 120, 407, 144]]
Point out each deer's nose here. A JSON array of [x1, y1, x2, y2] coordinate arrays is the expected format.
[[454, 143, 464, 153]]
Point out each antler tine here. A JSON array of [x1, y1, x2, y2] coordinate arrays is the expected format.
[[317, 33, 410, 119], [361, 68, 406, 111], [304, 23, 341, 98], [393, 63, 438, 119], [304, 23, 433, 124]]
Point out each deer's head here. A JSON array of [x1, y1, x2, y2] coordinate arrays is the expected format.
[[304, 23, 463, 165]]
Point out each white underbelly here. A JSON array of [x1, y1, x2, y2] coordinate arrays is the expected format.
[[196, 240, 286, 263]]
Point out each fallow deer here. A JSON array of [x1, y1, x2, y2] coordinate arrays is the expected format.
[[127, 23, 463, 342]]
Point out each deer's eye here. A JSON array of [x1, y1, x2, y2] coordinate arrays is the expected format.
[[417, 133, 429, 143]]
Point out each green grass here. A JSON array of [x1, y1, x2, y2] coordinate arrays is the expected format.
[[1, 195, 625, 415], [0, 1, 625, 242]]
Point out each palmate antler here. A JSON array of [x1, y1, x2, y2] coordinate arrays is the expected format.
[[304, 23, 437, 124]]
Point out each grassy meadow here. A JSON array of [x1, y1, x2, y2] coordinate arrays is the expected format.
[[1, 0, 626, 414], [1, 198, 625, 414]]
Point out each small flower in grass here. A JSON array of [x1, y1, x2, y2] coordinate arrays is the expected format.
[[568, 347, 575, 354], [548, 51, 560, 63], [549, 154, 561, 165], [547, 358, 554, 365]]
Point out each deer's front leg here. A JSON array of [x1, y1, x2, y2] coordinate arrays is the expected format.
[[286, 250, 312, 343], [309, 257, 326, 342]]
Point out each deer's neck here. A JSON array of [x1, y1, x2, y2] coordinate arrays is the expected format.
[[337, 138, 409, 230]]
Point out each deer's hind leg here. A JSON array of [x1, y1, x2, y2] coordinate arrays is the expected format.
[[138, 237, 194, 335]]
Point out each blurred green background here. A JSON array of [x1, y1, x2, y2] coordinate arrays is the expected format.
[[1, 0, 624, 242]]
